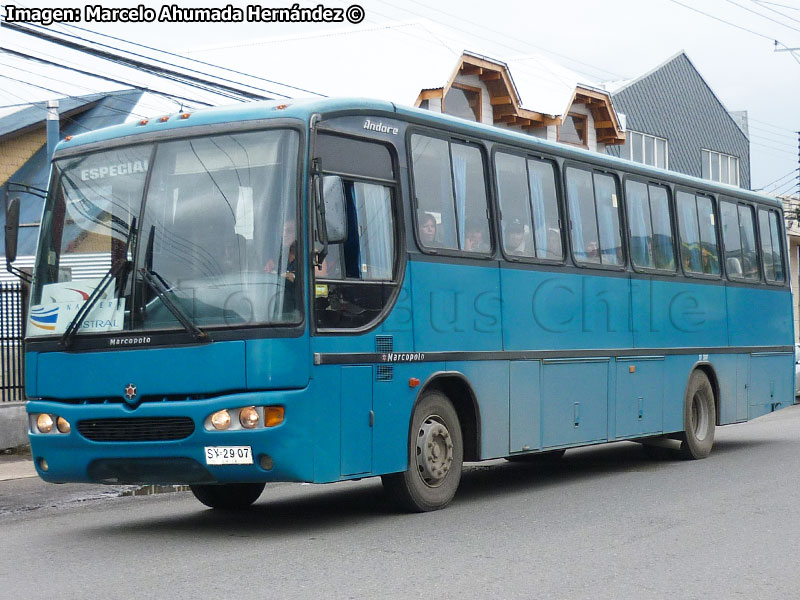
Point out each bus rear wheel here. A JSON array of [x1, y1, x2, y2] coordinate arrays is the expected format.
[[189, 482, 266, 509], [382, 391, 463, 512], [679, 370, 716, 460]]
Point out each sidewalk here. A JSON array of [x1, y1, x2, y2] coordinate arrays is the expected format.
[[0, 447, 37, 481]]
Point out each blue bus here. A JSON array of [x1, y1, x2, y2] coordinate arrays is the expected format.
[[11, 98, 793, 512]]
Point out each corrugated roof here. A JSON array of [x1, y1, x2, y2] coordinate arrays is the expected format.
[[0, 93, 106, 141]]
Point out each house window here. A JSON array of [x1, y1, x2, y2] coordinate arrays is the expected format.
[[558, 114, 588, 147], [701, 149, 739, 186], [443, 83, 481, 122], [625, 131, 668, 169]]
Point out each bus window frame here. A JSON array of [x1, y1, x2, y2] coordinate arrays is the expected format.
[[406, 126, 495, 260], [674, 185, 723, 281], [491, 144, 566, 267], [621, 174, 679, 277], [758, 206, 789, 288], [310, 129, 406, 336], [719, 197, 762, 285], [562, 161, 627, 272]]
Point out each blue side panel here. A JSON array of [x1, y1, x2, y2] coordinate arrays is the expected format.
[[541, 359, 608, 447], [712, 354, 740, 425], [411, 262, 502, 351], [340, 366, 372, 476], [37, 342, 246, 399], [246, 337, 310, 390], [614, 358, 664, 438], [509, 360, 541, 453], [445, 360, 508, 459], [749, 353, 794, 419], [726, 287, 793, 347], [311, 365, 341, 483], [662, 355, 696, 432], [735, 354, 750, 422], [500, 268, 632, 351], [631, 279, 728, 348], [25, 352, 37, 398], [371, 362, 425, 476]]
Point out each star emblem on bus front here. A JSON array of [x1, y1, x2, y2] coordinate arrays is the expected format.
[[125, 383, 137, 400]]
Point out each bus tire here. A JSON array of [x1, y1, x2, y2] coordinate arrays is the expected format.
[[505, 449, 566, 463], [189, 482, 266, 509], [679, 370, 716, 460], [382, 391, 463, 512]]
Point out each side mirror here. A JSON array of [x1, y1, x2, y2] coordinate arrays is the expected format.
[[5, 196, 20, 264], [321, 175, 347, 244]]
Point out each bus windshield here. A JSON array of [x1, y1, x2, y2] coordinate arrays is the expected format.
[[29, 128, 300, 338]]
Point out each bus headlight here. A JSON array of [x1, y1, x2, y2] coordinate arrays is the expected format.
[[36, 413, 54, 434], [210, 410, 231, 430], [239, 407, 259, 429], [56, 417, 71, 434]]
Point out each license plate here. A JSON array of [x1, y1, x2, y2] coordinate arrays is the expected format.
[[204, 446, 253, 465]]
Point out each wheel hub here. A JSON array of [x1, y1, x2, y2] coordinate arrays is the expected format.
[[416, 416, 454, 487]]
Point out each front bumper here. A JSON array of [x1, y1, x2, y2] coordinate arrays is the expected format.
[[27, 388, 314, 485]]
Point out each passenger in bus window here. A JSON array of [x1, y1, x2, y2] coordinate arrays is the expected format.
[[418, 212, 437, 247], [464, 222, 489, 253], [505, 218, 529, 255]]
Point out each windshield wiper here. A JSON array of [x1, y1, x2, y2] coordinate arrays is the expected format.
[[139, 224, 209, 343], [61, 219, 137, 348], [138, 266, 209, 343]]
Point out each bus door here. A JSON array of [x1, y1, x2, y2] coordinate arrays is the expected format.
[[312, 131, 404, 477]]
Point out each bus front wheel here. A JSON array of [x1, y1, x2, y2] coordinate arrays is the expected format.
[[382, 391, 463, 512], [189, 482, 266, 509], [679, 370, 716, 460]]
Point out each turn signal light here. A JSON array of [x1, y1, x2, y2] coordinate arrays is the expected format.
[[36, 413, 54, 434], [56, 417, 71, 434], [239, 406, 259, 429], [210, 410, 231, 430], [264, 407, 285, 428]]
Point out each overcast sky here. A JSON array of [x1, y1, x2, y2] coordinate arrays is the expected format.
[[1, 0, 798, 193]]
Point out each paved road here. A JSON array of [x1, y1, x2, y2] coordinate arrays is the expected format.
[[1, 405, 799, 600]]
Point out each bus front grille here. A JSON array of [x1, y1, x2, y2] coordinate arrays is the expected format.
[[77, 417, 195, 442]]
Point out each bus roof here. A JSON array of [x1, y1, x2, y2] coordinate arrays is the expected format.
[[55, 96, 781, 209]]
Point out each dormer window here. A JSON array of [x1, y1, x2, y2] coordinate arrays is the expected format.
[[558, 113, 588, 147], [443, 83, 481, 122]]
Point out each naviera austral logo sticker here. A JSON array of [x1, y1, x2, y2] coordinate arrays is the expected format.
[[29, 306, 59, 331]]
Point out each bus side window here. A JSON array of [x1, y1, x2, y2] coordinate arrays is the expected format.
[[566, 167, 600, 264], [566, 167, 622, 266], [626, 181, 675, 272], [496, 152, 561, 260], [496, 152, 535, 258], [759, 208, 785, 283], [677, 191, 720, 276], [410, 134, 491, 254], [722, 200, 760, 281]]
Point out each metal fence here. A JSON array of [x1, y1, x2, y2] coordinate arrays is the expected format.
[[0, 282, 25, 402]]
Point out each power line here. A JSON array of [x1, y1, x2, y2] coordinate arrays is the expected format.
[[14, 20, 295, 100], [725, 0, 800, 34], [1, 21, 270, 102], [754, 1, 800, 10], [373, 0, 628, 81], [49, 20, 326, 98], [760, 167, 799, 191], [667, 0, 780, 42], [0, 46, 215, 108], [751, 0, 800, 24]]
